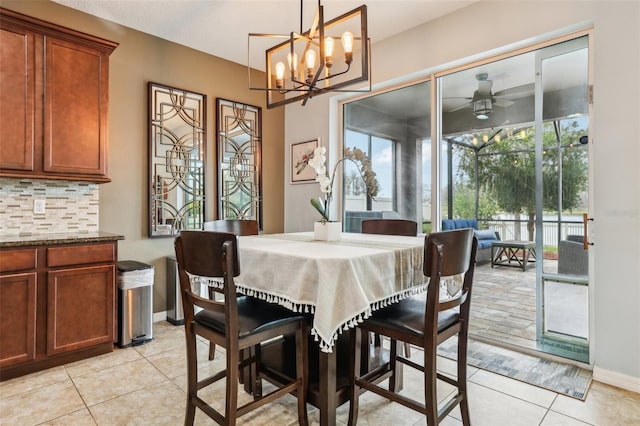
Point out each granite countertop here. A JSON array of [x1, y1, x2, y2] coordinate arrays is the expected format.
[[0, 231, 125, 248]]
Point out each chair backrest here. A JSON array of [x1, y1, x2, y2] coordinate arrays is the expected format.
[[423, 228, 477, 334], [204, 219, 259, 236], [174, 230, 241, 324], [361, 219, 418, 236]]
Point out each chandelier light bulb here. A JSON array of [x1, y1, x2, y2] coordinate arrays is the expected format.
[[495, 134, 501, 142], [275, 61, 285, 88], [324, 36, 335, 67], [483, 134, 489, 143], [341, 31, 354, 64], [305, 49, 317, 82], [287, 52, 298, 73]]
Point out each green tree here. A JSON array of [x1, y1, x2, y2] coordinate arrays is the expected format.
[[455, 119, 588, 240], [452, 185, 500, 225]]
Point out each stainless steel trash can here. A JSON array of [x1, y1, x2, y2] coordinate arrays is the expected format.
[[166, 256, 184, 325], [117, 260, 154, 347]]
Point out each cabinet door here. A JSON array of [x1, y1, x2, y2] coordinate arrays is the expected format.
[[0, 273, 37, 368], [0, 24, 35, 171], [47, 265, 114, 355], [44, 36, 108, 178]]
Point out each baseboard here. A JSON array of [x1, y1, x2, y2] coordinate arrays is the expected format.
[[153, 311, 167, 323], [593, 366, 640, 393]]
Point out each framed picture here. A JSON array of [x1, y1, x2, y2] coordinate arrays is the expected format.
[[291, 138, 319, 183]]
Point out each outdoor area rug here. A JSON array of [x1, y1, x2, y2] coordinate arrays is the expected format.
[[437, 338, 592, 400]]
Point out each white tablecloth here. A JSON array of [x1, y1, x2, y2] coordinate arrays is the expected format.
[[224, 232, 428, 352]]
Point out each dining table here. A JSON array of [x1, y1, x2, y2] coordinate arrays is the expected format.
[[197, 231, 427, 425]]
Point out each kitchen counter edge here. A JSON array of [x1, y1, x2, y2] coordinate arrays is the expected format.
[[0, 231, 125, 248]]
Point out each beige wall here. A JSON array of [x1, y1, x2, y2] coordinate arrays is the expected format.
[[2, 1, 285, 313]]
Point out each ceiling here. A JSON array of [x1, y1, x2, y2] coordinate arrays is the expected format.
[[51, 0, 477, 70], [51, 0, 586, 125]]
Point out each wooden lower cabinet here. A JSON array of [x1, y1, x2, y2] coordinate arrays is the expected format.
[[0, 272, 37, 368], [47, 265, 114, 355], [0, 240, 118, 381]]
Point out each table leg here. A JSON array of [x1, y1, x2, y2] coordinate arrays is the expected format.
[[491, 246, 507, 268], [319, 350, 337, 426]]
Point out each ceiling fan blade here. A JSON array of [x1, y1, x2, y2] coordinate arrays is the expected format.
[[494, 82, 534, 99], [448, 101, 471, 112], [494, 98, 514, 107]]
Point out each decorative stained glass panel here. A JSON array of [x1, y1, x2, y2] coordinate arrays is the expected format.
[[216, 99, 262, 229], [149, 83, 205, 237]]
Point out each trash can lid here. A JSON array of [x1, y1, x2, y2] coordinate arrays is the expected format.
[[118, 260, 153, 272]]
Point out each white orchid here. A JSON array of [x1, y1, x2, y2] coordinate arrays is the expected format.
[[308, 147, 326, 173], [302, 145, 379, 222]]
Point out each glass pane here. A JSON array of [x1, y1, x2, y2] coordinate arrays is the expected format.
[[539, 40, 589, 359], [371, 136, 394, 211], [421, 138, 432, 233], [342, 81, 431, 232]]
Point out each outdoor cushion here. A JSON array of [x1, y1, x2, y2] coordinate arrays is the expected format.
[[474, 229, 498, 240], [477, 240, 494, 250], [442, 218, 478, 231]]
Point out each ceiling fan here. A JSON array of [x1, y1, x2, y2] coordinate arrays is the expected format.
[[448, 73, 532, 120]]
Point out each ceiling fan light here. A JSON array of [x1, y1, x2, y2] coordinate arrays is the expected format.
[[473, 96, 492, 120]]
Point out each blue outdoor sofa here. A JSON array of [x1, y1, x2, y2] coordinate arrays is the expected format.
[[442, 218, 500, 263]]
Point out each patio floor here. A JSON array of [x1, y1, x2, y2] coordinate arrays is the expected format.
[[469, 258, 589, 356]]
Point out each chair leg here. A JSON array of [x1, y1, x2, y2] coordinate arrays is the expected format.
[[404, 341, 412, 358], [184, 325, 197, 426], [207, 286, 217, 361], [458, 331, 471, 426], [251, 345, 263, 399], [295, 325, 309, 426], [424, 346, 438, 426], [226, 343, 240, 425], [360, 332, 372, 374], [348, 327, 362, 426], [388, 338, 399, 393]]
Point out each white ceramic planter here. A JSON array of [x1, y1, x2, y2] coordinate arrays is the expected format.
[[313, 221, 341, 241]]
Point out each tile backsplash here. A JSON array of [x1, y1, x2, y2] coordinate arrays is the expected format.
[[0, 178, 99, 236]]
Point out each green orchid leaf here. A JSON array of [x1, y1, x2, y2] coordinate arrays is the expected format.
[[310, 198, 329, 221]]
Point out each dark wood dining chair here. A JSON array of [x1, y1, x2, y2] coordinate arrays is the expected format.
[[361, 218, 418, 357], [203, 219, 259, 236], [175, 231, 308, 425], [203, 220, 259, 360], [361, 218, 418, 237], [349, 228, 477, 426]]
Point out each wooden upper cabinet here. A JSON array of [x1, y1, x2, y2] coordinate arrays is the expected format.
[[0, 23, 35, 172], [44, 37, 109, 176], [0, 8, 118, 182]]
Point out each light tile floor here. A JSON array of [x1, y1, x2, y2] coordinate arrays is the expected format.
[[1, 321, 639, 426]]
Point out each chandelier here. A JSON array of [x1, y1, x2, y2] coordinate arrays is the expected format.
[[248, 0, 371, 109]]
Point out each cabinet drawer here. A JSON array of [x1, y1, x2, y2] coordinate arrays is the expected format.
[[0, 248, 37, 273], [47, 243, 115, 267]]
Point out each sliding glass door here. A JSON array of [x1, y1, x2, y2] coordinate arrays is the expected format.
[[536, 37, 590, 362], [438, 35, 590, 362]]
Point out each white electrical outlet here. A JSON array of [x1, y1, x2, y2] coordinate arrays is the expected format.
[[33, 199, 46, 214]]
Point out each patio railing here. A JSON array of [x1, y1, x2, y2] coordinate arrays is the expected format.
[[479, 219, 583, 247]]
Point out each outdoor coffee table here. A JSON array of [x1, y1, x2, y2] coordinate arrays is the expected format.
[[491, 240, 537, 271]]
